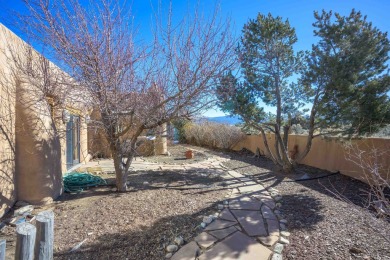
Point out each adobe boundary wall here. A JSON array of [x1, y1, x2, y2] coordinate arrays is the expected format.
[[233, 134, 390, 183]]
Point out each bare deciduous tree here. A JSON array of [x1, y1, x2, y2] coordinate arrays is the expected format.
[[18, 0, 237, 191], [345, 143, 390, 219]]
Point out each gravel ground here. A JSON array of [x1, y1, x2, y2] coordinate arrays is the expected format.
[[222, 151, 390, 260], [1, 167, 228, 260], [2, 145, 388, 260]]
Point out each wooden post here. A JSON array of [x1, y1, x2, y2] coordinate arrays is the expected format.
[[0, 239, 6, 260], [34, 211, 54, 260], [15, 223, 36, 260]]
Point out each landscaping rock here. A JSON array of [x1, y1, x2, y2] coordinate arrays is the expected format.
[[165, 253, 173, 258], [200, 222, 207, 228], [274, 243, 284, 254], [280, 223, 287, 231], [203, 216, 213, 224], [13, 205, 33, 216], [174, 236, 184, 246], [281, 231, 290, 237], [217, 204, 224, 210], [280, 219, 288, 224], [279, 237, 289, 244], [166, 244, 178, 252], [272, 253, 283, 260]]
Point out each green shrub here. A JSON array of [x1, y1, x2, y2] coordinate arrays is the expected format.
[[172, 119, 191, 143]]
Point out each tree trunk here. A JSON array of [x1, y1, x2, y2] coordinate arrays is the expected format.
[[295, 95, 318, 163], [275, 130, 293, 173], [259, 127, 278, 164], [113, 153, 128, 192], [281, 157, 294, 173]]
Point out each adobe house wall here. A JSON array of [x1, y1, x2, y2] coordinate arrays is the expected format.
[[15, 80, 63, 204], [87, 109, 167, 159], [0, 24, 16, 217], [0, 23, 91, 216], [233, 134, 390, 183]]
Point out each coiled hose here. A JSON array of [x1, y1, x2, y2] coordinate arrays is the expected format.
[[63, 173, 107, 193]]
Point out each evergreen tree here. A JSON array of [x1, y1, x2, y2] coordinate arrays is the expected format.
[[217, 10, 390, 173], [304, 9, 390, 135]]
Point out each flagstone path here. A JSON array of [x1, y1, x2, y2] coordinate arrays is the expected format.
[[77, 149, 289, 259], [165, 152, 289, 260]]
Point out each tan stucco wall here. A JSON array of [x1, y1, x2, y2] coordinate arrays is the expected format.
[[233, 134, 390, 183], [87, 109, 167, 158], [0, 24, 16, 217], [0, 24, 91, 216], [15, 81, 63, 204]]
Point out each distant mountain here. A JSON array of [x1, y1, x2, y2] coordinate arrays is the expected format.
[[205, 115, 242, 125]]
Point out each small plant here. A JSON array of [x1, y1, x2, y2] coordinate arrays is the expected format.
[[172, 119, 191, 143]]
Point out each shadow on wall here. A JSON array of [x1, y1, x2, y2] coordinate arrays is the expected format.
[[14, 80, 62, 204], [0, 77, 16, 217], [233, 134, 390, 184], [0, 157, 15, 217]]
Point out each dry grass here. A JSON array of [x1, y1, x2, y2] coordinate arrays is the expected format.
[[184, 121, 245, 150]]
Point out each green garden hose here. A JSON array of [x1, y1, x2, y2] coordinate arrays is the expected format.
[[63, 172, 107, 193]]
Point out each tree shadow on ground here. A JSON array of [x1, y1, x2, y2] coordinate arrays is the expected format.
[[223, 151, 374, 211], [59, 169, 229, 201], [60, 167, 272, 202], [277, 193, 325, 232], [53, 194, 324, 260]]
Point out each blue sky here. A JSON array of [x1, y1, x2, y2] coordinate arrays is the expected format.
[[1, 0, 389, 117]]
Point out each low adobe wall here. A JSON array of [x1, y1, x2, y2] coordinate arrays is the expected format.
[[233, 134, 390, 183]]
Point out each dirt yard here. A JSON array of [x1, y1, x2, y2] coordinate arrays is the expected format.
[[222, 150, 390, 260], [1, 163, 229, 259], [1, 145, 389, 260]]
